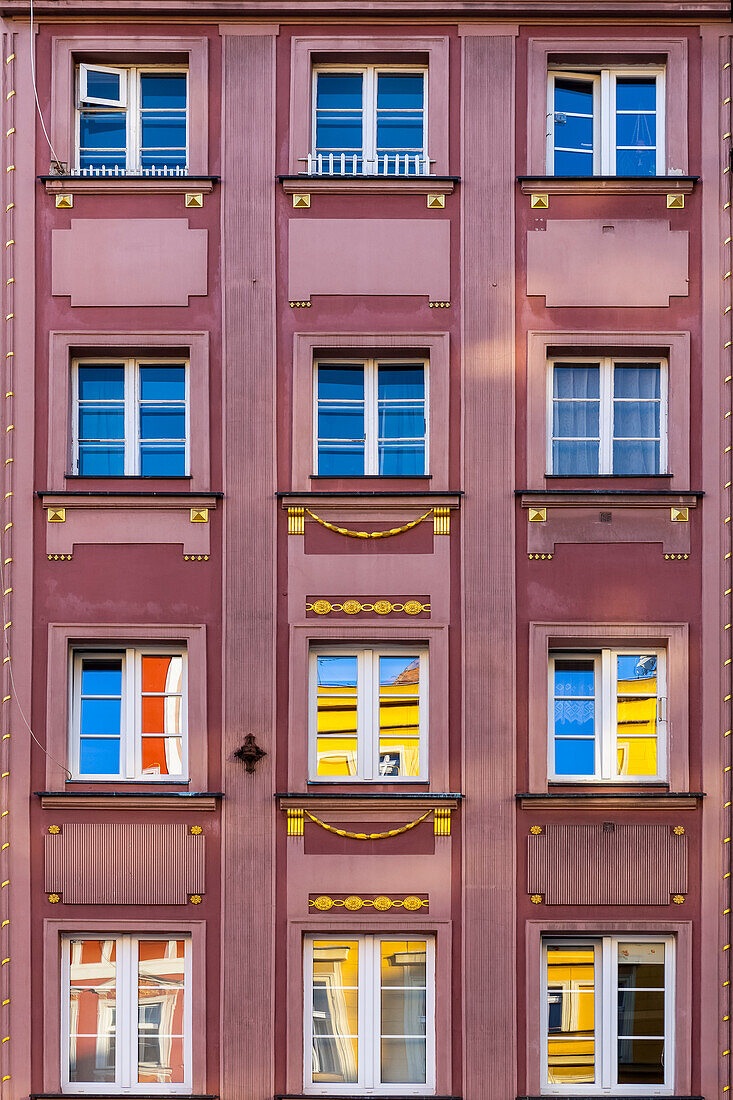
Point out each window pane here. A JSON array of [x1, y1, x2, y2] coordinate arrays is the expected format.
[[613, 401, 660, 439], [318, 366, 365, 401], [79, 737, 121, 775], [78, 445, 125, 476], [616, 147, 656, 176], [79, 112, 127, 150], [78, 366, 125, 400], [312, 940, 359, 1084], [316, 656, 358, 777], [614, 364, 660, 400], [554, 365, 600, 400], [379, 443, 425, 476], [140, 114, 187, 150], [140, 73, 187, 109], [318, 406, 365, 440], [316, 73, 363, 110], [139, 407, 186, 440], [553, 149, 594, 176], [552, 440, 599, 475], [378, 365, 425, 400], [617, 737, 657, 776], [612, 440, 659, 475], [617, 1039, 665, 1085], [618, 990, 665, 1037], [85, 69, 121, 102], [376, 73, 424, 111], [616, 77, 657, 112], [69, 939, 117, 1083], [139, 446, 186, 476], [546, 946, 596, 1085], [553, 400, 600, 438], [555, 113, 594, 153], [138, 939, 186, 1084], [376, 117, 424, 152], [555, 738, 595, 776], [553, 78, 594, 176], [317, 444, 365, 476], [79, 407, 125, 442], [141, 656, 184, 776], [378, 408, 425, 439], [379, 656, 420, 777], [616, 112, 656, 149], [555, 79, 595, 116], [380, 941, 427, 1084], [618, 942, 665, 987], [139, 365, 186, 402], [315, 73, 363, 160]]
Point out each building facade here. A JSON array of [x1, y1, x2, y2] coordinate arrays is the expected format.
[[0, 0, 729, 1097]]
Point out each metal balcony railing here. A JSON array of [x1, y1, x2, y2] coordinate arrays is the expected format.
[[302, 152, 433, 177], [70, 164, 190, 177]]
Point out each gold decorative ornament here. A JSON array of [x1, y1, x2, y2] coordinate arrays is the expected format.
[[673, 825, 686, 835], [306, 600, 430, 616], [287, 808, 304, 837], [183, 554, 210, 561], [426, 193, 445, 209], [190, 825, 203, 835], [672, 894, 685, 904], [528, 507, 546, 523], [664, 553, 690, 559], [433, 506, 450, 535], [190, 508, 208, 523], [434, 807, 451, 836], [189, 895, 202, 905], [54, 193, 73, 208], [428, 300, 450, 308], [185, 192, 204, 208], [530, 193, 549, 209], [530, 894, 543, 904], [671, 506, 689, 522], [305, 507, 432, 540], [304, 808, 432, 841], [528, 553, 553, 560], [292, 193, 311, 208], [47, 824, 60, 834], [667, 193, 685, 209], [309, 894, 428, 911], [47, 554, 72, 561], [289, 300, 312, 308], [47, 507, 65, 523], [530, 825, 543, 835], [287, 506, 305, 535], [48, 894, 60, 904]]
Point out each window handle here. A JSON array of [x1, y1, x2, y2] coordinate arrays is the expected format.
[[658, 696, 667, 722], [554, 112, 568, 125]]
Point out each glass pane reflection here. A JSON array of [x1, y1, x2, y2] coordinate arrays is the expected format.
[[378, 656, 420, 776], [616, 656, 658, 776], [137, 939, 186, 1084], [316, 656, 358, 777], [68, 939, 117, 1083], [312, 941, 359, 1083], [380, 941, 427, 1084], [546, 946, 595, 1085]]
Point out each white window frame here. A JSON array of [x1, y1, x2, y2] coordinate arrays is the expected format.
[[311, 64, 428, 175], [541, 935, 674, 1095], [546, 66, 666, 176], [61, 933, 192, 1094], [71, 356, 190, 477], [308, 645, 428, 783], [69, 645, 188, 782], [75, 64, 189, 174], [313, 357, 429, 477], [303, 933, 436, 1095], [548, 648, 667, 783], [546, 355, 668, 476]]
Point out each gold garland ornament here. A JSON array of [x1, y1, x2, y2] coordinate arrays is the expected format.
[[304, 808, 432, 840], [305, 508, 432, 540]]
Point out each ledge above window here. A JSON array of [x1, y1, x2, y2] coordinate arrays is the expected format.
[[518, 174, 698, 196], [517, 791, 703, 811], [36, 790, 223, 811], [42, 174, 218, 196], [280, 174, 458, 197]]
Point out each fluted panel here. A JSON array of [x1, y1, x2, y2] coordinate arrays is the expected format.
[[527, 824, 687, 904], [45, 823, 204, 904]]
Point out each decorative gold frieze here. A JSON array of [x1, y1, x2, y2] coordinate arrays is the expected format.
[[664, 553, 689, 560], [428, 300, 450, 308], [304, 808, 432, 841], [287, 808, 304, 837], [310, 894, 428, 912], [289, 300, 312, 308], [306, 508, 432, 539], [306, 600, 429, 616], [47, 554, 72, 561], [183, 554, 210, 561], [528, 553, 553, 560]]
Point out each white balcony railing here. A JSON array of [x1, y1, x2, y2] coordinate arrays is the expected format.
[[71, 164, 189, 177], [303, 153, 432, 177]]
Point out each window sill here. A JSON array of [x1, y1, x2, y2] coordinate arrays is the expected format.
[[278, 792, 462, 812], [36, 790, 223, 810], [517, 791, 703, 811], [280, 174, 458, 197], [41, 174, 218, 196], [518, 175, 698, 196], [519, 489, 702, 506]]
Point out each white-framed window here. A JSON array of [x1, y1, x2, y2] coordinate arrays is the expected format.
[[549, 649, 666, 782], [542, 936, 673, 1094], [309, 646, 427, 782], [547, 356, 667, 476], [62, 934, 191, 1093], [304, 934, 435, 1094], [310, 65, 428, 176], [314, 358, 428, 476], [70, 647, 187, 781], [72, 357, 189, 477], [76, 64, 188, 175], [547, 67, 665, 176]]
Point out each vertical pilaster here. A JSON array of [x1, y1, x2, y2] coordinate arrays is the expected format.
[[460, 27, 517, 1100], [220, 25, 277, 1099]]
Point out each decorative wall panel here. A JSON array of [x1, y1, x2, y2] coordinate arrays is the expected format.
[[45, 823, 205, 904], [527, 824, 687, 904], [288, 219, 450, 301], [526, 219, 689, 306], [51, 218, 207, 305]]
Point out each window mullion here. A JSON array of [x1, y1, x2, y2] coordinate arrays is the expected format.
[[601, 650, 613, 780], [361, 650, 372, 780], [601, 357, 613, 474], [119, 935, 132, 1089], [124, 359, 135, 476], [366, 936, 377, 1090], [601, 938, 613, 1088], [130, 69, 140, 171], [419, 652, 427, 779], [365, 69, 376, 172], [367, 359, 378, 476], [600, 70, 613, 173], [126, 649, 137, 780]]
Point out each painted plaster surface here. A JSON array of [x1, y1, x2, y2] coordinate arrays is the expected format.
[[288, 218, 451, 299], [526, 218, 689, 305], [51, 218, 208, 305]]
